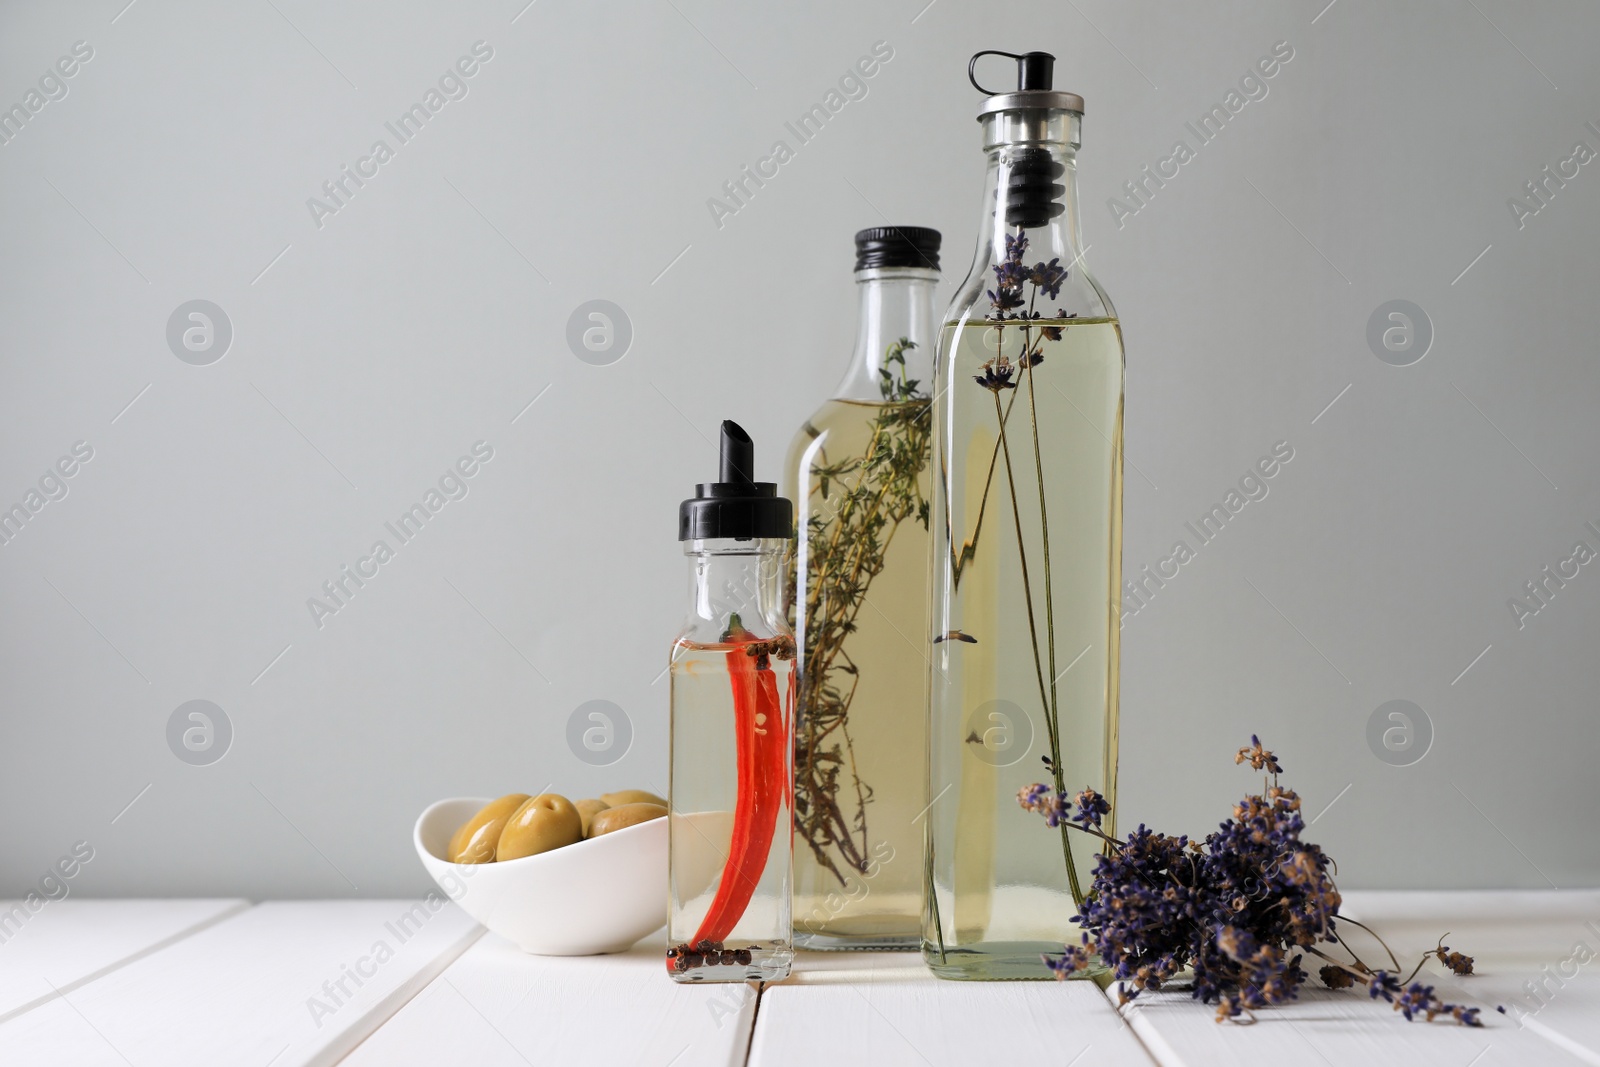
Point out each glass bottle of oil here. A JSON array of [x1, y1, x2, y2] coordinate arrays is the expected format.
[[785, 226, 941, 949], [923, 51, 1123, 980], [668, 421, 795, 983]]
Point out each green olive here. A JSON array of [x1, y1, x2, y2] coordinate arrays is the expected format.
[[496, 794, 583, 861], [574, 798, 610, 837], [448, 794, 530, 864], [599, 789, 667, 809], [589, 802, 667, 837]]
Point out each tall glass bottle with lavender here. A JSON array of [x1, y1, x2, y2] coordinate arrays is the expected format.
[[923, 51, 1124, 980], [785, 227, 940, 949]]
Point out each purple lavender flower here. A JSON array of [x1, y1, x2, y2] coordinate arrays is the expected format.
[[973, 355, 1017, 391], [1437, 944, 1475, 976], [1365, 972, 1483, 1026], [1235, 734, 1283, 774], [1017, 782, 1067, 826], [1043, 934, 1097, 979], [1028, 258, 1067, 300], [1071, 788, 1110, 830], [987, 285, 1026, 313], [1367, 971, 1403, 1001], [1018, 782, 1052, 811], [1395, 982, 1437, 1022], [1040, 309, 1076, 342], [994, 257, 1027, 288], [988, 233, 1041, 315], [1213, 926, 1305, 1020]]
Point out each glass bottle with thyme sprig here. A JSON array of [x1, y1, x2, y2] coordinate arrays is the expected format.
[[923, 51, 1124, 980], [784, 227, 941, 949]]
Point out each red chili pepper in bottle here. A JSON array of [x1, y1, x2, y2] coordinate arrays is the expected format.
[[689, 619, 789, 947]]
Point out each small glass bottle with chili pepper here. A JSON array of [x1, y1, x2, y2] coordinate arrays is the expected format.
[[667, 421, 796, 982]]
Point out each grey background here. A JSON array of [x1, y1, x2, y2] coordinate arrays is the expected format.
[[2, 0, 1595, 899]]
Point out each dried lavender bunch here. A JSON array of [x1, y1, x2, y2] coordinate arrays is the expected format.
[[1019, 737, 1484, 1025]]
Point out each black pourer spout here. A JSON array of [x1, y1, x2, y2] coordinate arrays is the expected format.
[[968, 49, 1058, 95], [678, 420, 793, 541], [719, 421, 755, 486]]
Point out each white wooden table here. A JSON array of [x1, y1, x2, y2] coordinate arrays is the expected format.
[[4, 892, 1597, 1066]]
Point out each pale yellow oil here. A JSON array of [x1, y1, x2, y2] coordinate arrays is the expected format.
[[668, 640, 794, 981], [787, 398, 932, 948], [925, 317, 1123, 979]]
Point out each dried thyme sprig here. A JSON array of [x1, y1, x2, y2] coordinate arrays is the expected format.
[[792, 338, 931, 886]]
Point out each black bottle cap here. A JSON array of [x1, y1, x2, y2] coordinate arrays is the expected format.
[[854, 226, 941, 272], [678, 421, 794, 541], [968, 49, 1056, 93], [968, 50, 1083, 117], [1017, 51, 1055, 90]]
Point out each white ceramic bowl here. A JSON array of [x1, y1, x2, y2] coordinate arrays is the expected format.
[[414, 796, 670, 956]]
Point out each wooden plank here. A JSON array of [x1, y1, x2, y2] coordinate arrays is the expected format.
[[0, 900, 481, 1067], [1109, 890, 1600, 1067], [1347, 890, 1600, 1064], [1339, 890, 1600, 964], [1112, 979, 1581, 1067], [0, 898, 249, 1022], [5, 892, 1588, 1067], [340, 932, 757, 1067], [750, 951, 1154, 1067], [1434, 968, 1600, 1067]]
